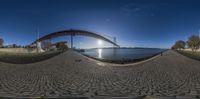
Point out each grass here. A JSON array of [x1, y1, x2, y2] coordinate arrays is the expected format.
[[176, 50, 200, 61], [0, 50, 65, 64]]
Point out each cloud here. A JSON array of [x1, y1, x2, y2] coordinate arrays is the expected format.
[[120, 3, 155, 17], [128, 40, 156, 44], [105, 18, 111, 22]]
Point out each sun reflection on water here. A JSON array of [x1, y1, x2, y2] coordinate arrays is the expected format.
[[98, 49, 102, 58]]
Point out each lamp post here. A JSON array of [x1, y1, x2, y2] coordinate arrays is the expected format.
[[36, 27, 43, 53], [36, 27, 39, 53], [199, 29, 200, 38]]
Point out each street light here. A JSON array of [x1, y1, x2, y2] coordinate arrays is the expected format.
[[199, 29, 200, 38]]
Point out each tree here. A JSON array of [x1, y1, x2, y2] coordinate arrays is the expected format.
[[0, 38, 4, 47], [187, 35, 200, 52], [171, 44, 179, 50], [41, 40, 52, 51], [171, 40, 186, 50], [176, 40, 186, 49], [12, 44, 17, 48], [56, 42, 68, 51]]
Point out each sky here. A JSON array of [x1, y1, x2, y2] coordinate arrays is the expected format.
[[0, 0, 200, 48]]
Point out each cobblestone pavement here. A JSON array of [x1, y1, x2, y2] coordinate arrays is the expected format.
[[0, 50, 200, 98]]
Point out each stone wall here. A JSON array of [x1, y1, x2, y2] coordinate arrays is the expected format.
[[0, 48, 38, 53], [183, 48, 200, 52]]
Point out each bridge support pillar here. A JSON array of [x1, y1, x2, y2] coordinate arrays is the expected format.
[[113, 37, 116, 48], [71, 34, 73, 49]]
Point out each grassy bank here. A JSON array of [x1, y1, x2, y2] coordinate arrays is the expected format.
[[0, 50, 65, 64], [176, 50, 200, 61]]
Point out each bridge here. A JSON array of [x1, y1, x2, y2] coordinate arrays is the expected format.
[[31, 29, 120, 48]]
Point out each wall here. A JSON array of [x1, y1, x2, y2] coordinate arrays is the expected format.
[[183, 48, 200, 52], [0, 48, 38, 53]]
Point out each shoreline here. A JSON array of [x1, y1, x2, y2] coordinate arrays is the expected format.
[[79, 50, 168, 66], [82, 53, 160, 64]]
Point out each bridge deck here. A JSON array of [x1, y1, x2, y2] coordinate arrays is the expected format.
[[31, 30, 120, 48], [0, 50, 200, 98]]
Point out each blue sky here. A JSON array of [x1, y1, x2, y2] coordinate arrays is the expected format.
[[0, 0, 200, 48]]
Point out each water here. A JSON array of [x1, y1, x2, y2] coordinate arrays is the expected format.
[[81, 48, 165, 61]]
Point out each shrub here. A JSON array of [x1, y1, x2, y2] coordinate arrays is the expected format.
[[56, 43, 68, 51]]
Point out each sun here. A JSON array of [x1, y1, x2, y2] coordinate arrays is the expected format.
[[97, 40, 103, 45]]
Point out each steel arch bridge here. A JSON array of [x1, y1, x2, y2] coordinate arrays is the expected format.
[[31, 29, 120, 48]]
